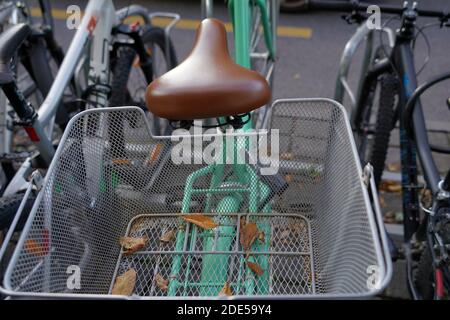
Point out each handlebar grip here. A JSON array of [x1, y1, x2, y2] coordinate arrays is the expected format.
[[308, 0, 446, 17]]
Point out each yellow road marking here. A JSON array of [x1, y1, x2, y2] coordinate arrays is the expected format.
[[30, 7, 312, 39]]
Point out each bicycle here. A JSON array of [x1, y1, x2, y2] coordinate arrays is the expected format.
[[0, 15, 390, 299], [309, 0, 450, 299], [0, 0, 69, 194], [0, 0, 179, 229], [200, 0, 278, 130]]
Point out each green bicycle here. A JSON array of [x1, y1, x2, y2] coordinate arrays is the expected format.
[[0, 1, 391, 299]]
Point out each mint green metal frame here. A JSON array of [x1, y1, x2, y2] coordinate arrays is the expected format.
[[168, 0, 276, 296]]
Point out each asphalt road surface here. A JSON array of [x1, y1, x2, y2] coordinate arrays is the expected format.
[[37, 0, 450, 127]]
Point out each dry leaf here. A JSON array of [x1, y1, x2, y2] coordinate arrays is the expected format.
[[181, 214, 218, 229], [379, 180, 402, 193], [246, 261, 264, 276], [387, 162, 401, 172], [280, 229, 290, 240], [258, 231, 265, 243], [112, 269, 136, 296], [112, 159, 131, 165], [280, 152, 294, 160], [130, 217, 147, 233], [240, 222, 259, 251], [24, 239, 45, 257], [155, 273, 168, 291], [379, 195, 386, 208], [240, 216, 246, 230], [291, 221, 305, 233], [284, 174, 294, 183], [218, 282, 233, 296], [119, 236, 148, 255], [160, 229, 176, 242], [383, 211, 396, 224], [420, 189, 433, 209]]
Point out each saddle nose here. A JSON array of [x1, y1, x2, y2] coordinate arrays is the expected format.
[[145, 18, 270, 121]]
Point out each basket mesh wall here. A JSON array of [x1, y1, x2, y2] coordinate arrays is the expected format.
[[5, 100, 382, 298]]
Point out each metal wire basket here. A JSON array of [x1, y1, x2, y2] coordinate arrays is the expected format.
[[0, 99, 392, 299]]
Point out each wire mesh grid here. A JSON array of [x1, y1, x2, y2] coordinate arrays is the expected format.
[[111, 213, 314, 296], [3, 99, 386, 298]]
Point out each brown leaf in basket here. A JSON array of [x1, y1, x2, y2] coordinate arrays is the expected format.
[[181, 214, 218, 229], [160, 229, 176, 242], [119, 236, 148, 255], [280, 152, 294, 160], [240, 222, 259, 251], [218, 282, 233, 296], [258, 231, 265, 243], [155, 273, 169, 291], [112, 268, 136, 296], [24, 239, 45, 257], [246, 261, 264, 276]]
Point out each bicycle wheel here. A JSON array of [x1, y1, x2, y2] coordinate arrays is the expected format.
[[109, 26, 177, 135], [414, 233, 450, 299], [249, 0, 277, 129], [353, 47, 399, 187]]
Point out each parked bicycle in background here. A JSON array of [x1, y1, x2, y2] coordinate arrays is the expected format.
[[309, 0, 450, 299], [0, 0, 179, 280]]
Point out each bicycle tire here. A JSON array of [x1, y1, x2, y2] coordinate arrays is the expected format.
[[354, 47, 398, 187], [369, 73, 398, 187], [280, 0, 309, 13], [413, 243, 435, 299], [0, 193, 35, 232], [109, 26, 177, 107]]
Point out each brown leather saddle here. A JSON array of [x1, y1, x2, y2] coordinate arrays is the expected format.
[[145, 18, 270, 121]]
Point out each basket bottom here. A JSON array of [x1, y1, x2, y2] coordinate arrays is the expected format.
[[110, 213, 315, 297]]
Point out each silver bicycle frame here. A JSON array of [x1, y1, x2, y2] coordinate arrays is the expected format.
[[334, 23, 394, 115], [3, 0, 153, 196]]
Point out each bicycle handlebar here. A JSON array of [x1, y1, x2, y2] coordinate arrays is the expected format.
[[307, 0, 448, 19]]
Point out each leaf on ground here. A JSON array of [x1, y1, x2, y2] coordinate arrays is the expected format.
[[387, 162, 401, 172], [24, 239, 45, 257], [218, 282, 233, 296], [284, 174, 294, 183], [181, 214, 218, 229], [119, 236, 148, 255], [379, 180, 402, 193], [112, 269, 136, 296], [280, 152, 294, 160], [155, 273, 168, 291], [160, 229, 176, 242], [246, 261, 264, 276], [383, 211, 396, 224], [240, 222, 259, 251], [379, 195, 386, 208]]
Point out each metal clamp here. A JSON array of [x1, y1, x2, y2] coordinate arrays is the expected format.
[[363, 163, 394, 293], [149, 12, 180, 68]]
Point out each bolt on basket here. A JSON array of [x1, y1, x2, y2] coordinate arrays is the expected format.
[[0, 98, 392, 299]]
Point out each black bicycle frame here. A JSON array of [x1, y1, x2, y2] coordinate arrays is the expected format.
[[351, 9, 443, 242]]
